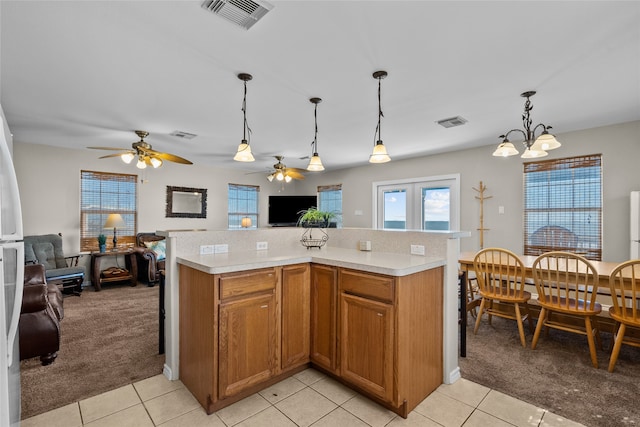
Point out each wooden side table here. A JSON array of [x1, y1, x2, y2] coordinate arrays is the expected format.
[[90, 249, 138, 291]]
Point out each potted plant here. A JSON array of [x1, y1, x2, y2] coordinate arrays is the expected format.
[[97, 234, 107, 253], [297, 207, 335, 228]]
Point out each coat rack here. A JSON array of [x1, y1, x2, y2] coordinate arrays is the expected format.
[[473, 181, 492, 249]]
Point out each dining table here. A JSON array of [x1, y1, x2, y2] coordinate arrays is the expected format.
[[457, 250, 622, 357]]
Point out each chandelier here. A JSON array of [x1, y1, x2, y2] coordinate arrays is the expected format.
[[493, 91, 561, 159]]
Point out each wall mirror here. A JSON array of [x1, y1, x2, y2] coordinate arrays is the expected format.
[[166, 186, 207, 218]]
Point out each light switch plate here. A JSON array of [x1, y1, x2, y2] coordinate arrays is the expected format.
[[410, 244, 425, 256], [359, 240, 372, 251], [200, 245, 214, 255], [214, 244, 228, 253]]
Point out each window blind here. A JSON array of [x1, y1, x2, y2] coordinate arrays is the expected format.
[[228, 183, 259, 229], [80, 171, 137, 251], [523, 154, 602, 260]]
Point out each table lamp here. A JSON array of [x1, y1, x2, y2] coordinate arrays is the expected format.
[[241, 216, 252, 228], [104, 213, 126, 251]]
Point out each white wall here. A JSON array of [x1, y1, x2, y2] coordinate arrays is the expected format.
[[13, 142, 301, 255], [13, 119, 640, 263], [297, 120, 640, 262]]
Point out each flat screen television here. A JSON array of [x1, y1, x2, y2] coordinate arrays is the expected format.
[[268, 195, 317, 227]]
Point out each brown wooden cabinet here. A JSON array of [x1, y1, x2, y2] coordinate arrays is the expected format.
[[310, 264, 338, 373], [218, 291, 277, 398], [340, 290, 394, 402], [281, 263, 310, 371], [179, 260, 444, 418]]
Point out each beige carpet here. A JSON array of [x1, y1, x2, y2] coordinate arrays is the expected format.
[[459, 316, 640, 427], [20, 283, 165, 420]]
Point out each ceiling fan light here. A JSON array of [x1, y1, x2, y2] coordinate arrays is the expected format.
[[307, 153, 325, 171], [150, 157, 163, 168], [284, 175, 292, 183], [266, 174, 274, 182], [369, 141, 391, 163], [234, 140, 255, 162], [535, 132, 561, 151], [275, 171, 284, 181], [121, 152, 135, 164], [136, 157, 147, 169], [492, 140, 519, 157]]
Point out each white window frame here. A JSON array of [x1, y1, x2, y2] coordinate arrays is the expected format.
[[372, 174, 460, 231]]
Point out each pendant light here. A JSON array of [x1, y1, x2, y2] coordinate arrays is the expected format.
[[233, 73, 255, 162], [493, 91, 561, 158], [306, 97, 325, 171], [369, 70, 391, 164]]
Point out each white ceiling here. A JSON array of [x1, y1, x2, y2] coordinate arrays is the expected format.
[[1, 1, 639, 175]]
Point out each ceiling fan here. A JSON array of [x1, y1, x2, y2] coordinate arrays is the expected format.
[[266, 156, 305, 182], [88, 130, 193, 169]]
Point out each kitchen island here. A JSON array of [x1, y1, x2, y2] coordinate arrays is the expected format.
[[176, 246, 446, 417]]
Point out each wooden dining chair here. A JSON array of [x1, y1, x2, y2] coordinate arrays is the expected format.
[[607, 259, 640, 372], [473, 248, 533, 347], [531, 251, 602, 368]]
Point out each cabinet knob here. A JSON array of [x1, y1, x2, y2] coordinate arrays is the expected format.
[[260, 305, 268, 309], [377, 313, 383, 317]]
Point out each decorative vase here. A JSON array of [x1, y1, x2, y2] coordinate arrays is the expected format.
[[99, 244, 106, 253]]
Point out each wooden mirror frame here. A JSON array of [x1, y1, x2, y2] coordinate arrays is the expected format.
[[166, 186, 207, 218]]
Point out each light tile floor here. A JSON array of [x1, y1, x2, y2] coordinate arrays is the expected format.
[[21, 369, 585, 427]]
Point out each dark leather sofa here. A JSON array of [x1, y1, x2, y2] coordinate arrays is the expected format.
[[133, 232, 166, 286], [19, 264, 64, 365]]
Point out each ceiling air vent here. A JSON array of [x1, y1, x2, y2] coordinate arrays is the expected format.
[[170, 131, 197, 140], [201, 0, 273, 30], [436, 116, 468, 128]]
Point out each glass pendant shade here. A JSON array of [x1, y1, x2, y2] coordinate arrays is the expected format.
[[521, 146, 548, 159], [267, 174, 274, 182], [370, 141, 391, 163], [150, 157, 163, 168], [121, 152, 135, 164], [234, 140, 255, 162], [275, 171, 284, 181], [535, 132, 561, 151], [492, 140, 519, 157], [307, 153, 325, 171], [284, 175, 292, 183], [136, 157, 147, 169]]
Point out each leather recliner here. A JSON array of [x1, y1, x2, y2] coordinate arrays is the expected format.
[[133, 232, 166, 286], [19, 264, 64, 365]]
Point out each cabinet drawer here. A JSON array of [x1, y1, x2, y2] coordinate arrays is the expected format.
[[340, 269, 394, 303], [219, 268, 278, 299]]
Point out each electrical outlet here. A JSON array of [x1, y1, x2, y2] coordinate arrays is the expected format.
[[410, 244, 425, 256], [256, 241, 268, 250], [200, 245, 215, 255], [359, 240, 372, 251], [214, 244, 229, 253]]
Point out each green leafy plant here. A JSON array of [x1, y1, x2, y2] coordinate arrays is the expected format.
[[97, 234, 107, 245], [297, 207, 335, 228]]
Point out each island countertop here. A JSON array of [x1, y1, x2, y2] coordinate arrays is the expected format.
[[177, 246, 445, 277]]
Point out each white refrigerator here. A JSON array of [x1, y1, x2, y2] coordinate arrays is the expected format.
[[631, 191, 640, 259], [0, 114, 24, 427]]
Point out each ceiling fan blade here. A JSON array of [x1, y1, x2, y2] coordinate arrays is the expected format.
[[98, 151, 133, 159], [88, 146, 130, 151], [146, 149, 193, 164], [287, 167, 308, 174], [286, 170, 306, 180]]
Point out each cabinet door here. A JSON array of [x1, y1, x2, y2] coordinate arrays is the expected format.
[[340, 293, 394, 403], [310, 264, 338, 373], [281, 263, 310, 371], [218, 292, 277, 398]]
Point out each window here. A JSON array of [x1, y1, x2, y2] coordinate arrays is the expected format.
[[80, 171, 137, 252], [374, 175, 459, 231], [523, 154, 602, 260], [228, 184, 259, 229], [318, 184, 342, 227]]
